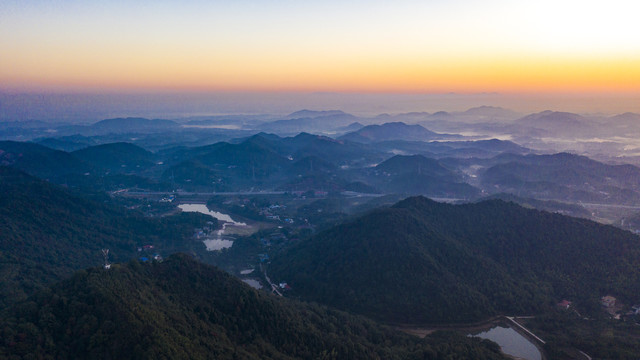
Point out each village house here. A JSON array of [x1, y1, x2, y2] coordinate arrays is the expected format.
[[557, 300, 572, 310], [279, 282, 292, 290], [601, 295, 616, 308]]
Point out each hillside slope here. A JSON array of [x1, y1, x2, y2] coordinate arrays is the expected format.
[[481, 152, 640, 204], [72, 142, 157, 173], [0, 141, 90, 179], [366, 155, 479, 198], [0, 166, 211, 307], [339, 122, 444, 143], [270, 196, 640, 323], [0, 254, 506, 360]]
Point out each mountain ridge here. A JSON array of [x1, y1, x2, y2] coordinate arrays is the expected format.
[[0, 254, 507, 359], [270, 196, 640, 323]]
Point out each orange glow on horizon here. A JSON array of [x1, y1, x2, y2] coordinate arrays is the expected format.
[[4, 1, 640, 96], [3, 54, 639, 95]]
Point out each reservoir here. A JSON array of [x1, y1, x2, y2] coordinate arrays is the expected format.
[[177, 204, 246, 225], [202, 239, 234, 251], [178, 203, 246, 251], [471, 325, 542, 360], [242, 279, 263, 289]]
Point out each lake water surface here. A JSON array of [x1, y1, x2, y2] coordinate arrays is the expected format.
[[178, 204, 246, 251], [471, 326, 541, 360], [202, 239, 234, 251], [242, 279, 263, 289], [178, 204, 246, 225]]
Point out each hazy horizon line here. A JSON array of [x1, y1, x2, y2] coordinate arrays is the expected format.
[[2, 91, 640, 122]]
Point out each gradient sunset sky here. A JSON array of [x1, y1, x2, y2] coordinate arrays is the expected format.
[[2, 0, 639, 95]]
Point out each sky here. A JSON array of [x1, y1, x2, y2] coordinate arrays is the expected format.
[[1, 0, 640, 120], [2, 0, 640, 95]]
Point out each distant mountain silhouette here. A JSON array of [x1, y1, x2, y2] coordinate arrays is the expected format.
[[72, 142, 156, 173], [285, 109, 349, 119], [603, 112, 640, 135], [462, 106, 519, 119], [339, 122, 448, 143], [517, 111, 584, 127], [259, 113, 359, 134], [368, 155, 479, 198], [335, 121, 365, 133], [92, 117, 179, 133], [610, 112, 640, 124], [480, 152, 640, 204], [427, 111, 453, 120], [514, 111, 594, 136]]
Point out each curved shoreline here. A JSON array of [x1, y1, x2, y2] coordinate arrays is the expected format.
[[395, 315, 547, 360]]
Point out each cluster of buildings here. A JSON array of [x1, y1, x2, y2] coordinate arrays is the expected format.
[[600, 295, 640, 320], [289, 190, 328, 198], [557, 296, 640, 321], [601, 295, 616, 309], [159, 195, 176, 203], [138, 244, 163, 262], [260, 204, 288, 222], [192, 222, 217, 239], [278, 282, 292, 290]]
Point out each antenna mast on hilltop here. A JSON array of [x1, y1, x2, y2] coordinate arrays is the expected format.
[[102, 249, 111, 269]]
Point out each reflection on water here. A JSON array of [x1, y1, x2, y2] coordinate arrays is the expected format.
[[471, 326, 541, 360], [179, 203, 246, 251], [202, 239, 234, 251], [177, 204, 246, 225], [242, 279, 263, 289]]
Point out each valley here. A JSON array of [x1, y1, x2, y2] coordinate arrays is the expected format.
[[5, 0, 640, 357], [3, 107, 640, 359]]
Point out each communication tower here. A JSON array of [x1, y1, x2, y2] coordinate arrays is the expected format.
[[102, 249, 111, 269]]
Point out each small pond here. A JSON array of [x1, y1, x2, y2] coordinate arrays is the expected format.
[[470, 325, 542, 360], [242, 279, 263, 290]]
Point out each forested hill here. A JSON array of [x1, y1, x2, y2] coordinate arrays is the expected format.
[[0, 166, 213, 308], [0, 254, 507, 360], [270, 196, 640, 324]]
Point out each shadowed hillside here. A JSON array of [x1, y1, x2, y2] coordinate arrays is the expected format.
[[0, 254, 506, 360], [270, 196, 640, 324]]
